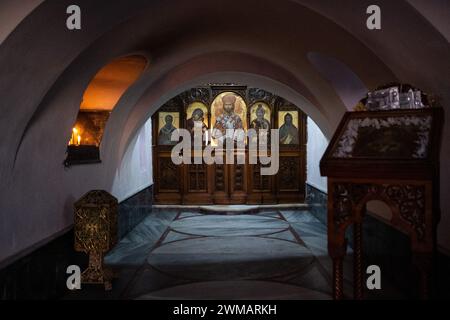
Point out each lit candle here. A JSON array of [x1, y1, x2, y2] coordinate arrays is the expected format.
[[71, 128, 78, 146], [77, 135, 81, 146]]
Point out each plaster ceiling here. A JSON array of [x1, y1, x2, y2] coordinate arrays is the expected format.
[[80, 55, 147, 111]]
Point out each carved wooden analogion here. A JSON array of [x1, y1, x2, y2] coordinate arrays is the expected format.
[[321, 108, 443, 299]]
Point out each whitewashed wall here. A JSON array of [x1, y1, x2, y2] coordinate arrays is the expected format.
[[306, 117, 328, 192], [111, 118, 153, 202]]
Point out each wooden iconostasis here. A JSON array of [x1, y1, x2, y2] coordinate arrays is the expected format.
[[152, 86, 307, 204]]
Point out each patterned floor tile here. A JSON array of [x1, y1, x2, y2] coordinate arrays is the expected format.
[[105, 209, 339, 299]]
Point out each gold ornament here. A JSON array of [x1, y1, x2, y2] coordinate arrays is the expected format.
[[74, 190, 118, 290], [353, 101, 367, 111]]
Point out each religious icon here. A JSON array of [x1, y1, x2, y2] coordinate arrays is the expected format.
[[353, 126, 418, 158], [69, 111, 110, 147], [331, 113, 433, 159], [186, 102, 208, 137], [211, 92, 247, 143], [250, 103, 271, 131], [158, 112, 179, 145], [278, 111, 299, 144]]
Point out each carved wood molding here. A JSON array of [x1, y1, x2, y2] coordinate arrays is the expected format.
[[179, 87, 211, 106], [331, 182, 426, 241], [247, 88, 274, 106]]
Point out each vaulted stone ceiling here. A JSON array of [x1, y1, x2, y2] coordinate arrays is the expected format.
[[0, 0, 449, 264]]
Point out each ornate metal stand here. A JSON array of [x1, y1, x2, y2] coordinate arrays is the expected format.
[[81, 251, 113, 290], [74, 190, 118, 291]]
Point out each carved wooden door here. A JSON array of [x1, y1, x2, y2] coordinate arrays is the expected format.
[[212, 150, 247, 204]]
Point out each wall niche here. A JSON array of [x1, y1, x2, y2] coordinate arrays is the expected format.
[[64, 55, 148, 167]]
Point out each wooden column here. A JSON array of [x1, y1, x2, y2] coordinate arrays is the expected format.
[[412, 252, 433, 299], [353, 221, 363, 299], [332, 257, 344, 300]]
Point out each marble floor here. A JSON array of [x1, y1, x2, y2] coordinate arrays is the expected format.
[[66, 208, 359, 300]]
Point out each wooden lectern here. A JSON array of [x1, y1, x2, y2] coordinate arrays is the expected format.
[[320, 108, 443, 299]]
